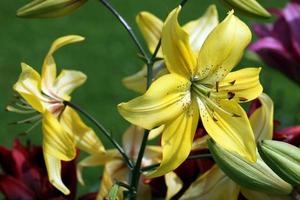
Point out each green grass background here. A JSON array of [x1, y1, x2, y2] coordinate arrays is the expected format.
[[0, 0, 299, 197]]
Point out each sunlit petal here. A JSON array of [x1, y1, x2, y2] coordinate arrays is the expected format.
[[162, 6, 197, 78], [44, 152, 70, 195], [148, 125, 165, 140], [197, 11, 252, 84], [42, 111, 76, 161], [60, 107, 105, 154], [249, 93, 273, 141], [41, 35, 84, 94], [180, 165, 240, 200], [165, 172, 183, 200], [13, 63, 44, 112], [197, 98, 256, 162], [118, 74, 191, 130], [147, 99, 199, 178], [53, 70, 87, 100], [211, 68, 263, 103], [136, 11, 163, 57], [183, 4, 219, 52]]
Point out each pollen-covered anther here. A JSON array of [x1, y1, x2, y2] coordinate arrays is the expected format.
[[239, 97, 248, 102], [227, 92, 235, 100]]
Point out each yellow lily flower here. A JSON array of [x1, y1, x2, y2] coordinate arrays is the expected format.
[[13, 35, 104, 195], [118, 7, 262, 177], [178, 94, 292, 200], [77, 125, 162, 200], [123, 4, 219, 93]]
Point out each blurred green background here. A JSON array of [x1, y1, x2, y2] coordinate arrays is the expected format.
[[0, 0, 299, 197]]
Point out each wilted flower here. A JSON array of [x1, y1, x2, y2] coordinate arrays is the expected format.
[[17, 0, 87, 18], [119, 6, 263, 178], [250, 0, 300, 84], [9, 35, 104, 194], [0, 139, 77, 200]]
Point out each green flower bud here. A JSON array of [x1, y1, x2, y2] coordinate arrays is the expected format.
[[220, 0, 271, 18], [17, 0, 87, 18], [258, 140, 300, 186], [207, 139, 293, 194]]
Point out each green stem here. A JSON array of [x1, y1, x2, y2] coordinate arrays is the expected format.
[[63, 101, 133, 169]]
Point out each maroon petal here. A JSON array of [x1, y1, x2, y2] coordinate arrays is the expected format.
[[273, 125, 300, 146], [0, 175, 35, 200], [78, 192, 98, 200], [0, 146, 15, 175], [282, 2, 300, 56], [253, 24, 273, 38]]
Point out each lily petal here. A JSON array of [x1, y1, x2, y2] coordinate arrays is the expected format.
[[44, 152, 70, 195], [77, 150, 120, 185], [41, 35, 84, 94], [42, 111, 76, 161], [147, 99, 199, 178], [118, 74, 191, 130], [136, 11, 163, 57], [97, 160, 128, 200], [212, 67, 263, 103], [183, 4, 219, 53], [60, 107, 105, 154], [241, 188, 292, 200], [197, 98, 256, 162], [165, 172, 183, 200], [197, 11, 252, 84], [249, 93, 273, 141], [122, 125, 144, 160], [13, 63, 44, 112], [122, 61, 167, 93], [192, 135, 210, 150], [53, 70, 87, 100], [162, 6, 197, 78], [180, 165, 240, 200]]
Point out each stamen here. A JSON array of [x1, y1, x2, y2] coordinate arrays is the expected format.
[[18, 119, 42, 136], [239, 97, 248, 102], [216, 81, 219, 92], [9, 114, 42, 125], [227, 92, 235, 100], [5, 105, 37, 114]]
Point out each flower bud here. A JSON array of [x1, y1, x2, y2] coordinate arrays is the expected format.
[[258, 140, 300, 186], [17, 0, 87, 18], [207, 139, 292, 194], [220, 0, 271, 18]]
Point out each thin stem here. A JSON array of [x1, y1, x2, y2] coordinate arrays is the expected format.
[[99, 0, 150, 63], [141, 153, 212, 172], [63, 101, 133, 169]]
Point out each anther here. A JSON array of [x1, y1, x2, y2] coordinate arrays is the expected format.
[[227, 92, 235, 100]]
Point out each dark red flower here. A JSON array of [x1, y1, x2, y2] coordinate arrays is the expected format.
[[250, 0, 300, 84], [0, 139, 77, 200]]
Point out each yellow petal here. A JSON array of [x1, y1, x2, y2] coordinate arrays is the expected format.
[[42, 111, 76, 161], [118, 74, 191, 130], [147, 99, 199, 178], [148, 125, 165, 140], [97, 160, 127, 200], [122, 61, 167, 93], [143, 146, 162, 166], [13, 63, 44, 112], [183, 4, 219, 53], [41, 35, 84, 94], [241, 188, 292, 200], [162, 6, 197, 78], [77, 150, 120, 185], [249, 93, 273, 141], [165, 172, 183, 200], [197, 98, 257, 162], [192, 135, 210, 151], [197, 11, 252, 84], [44, 152, 70, 195], [211, 67, 263, 103], [53, 70, 87, 100], [60, 107, 105, 155], [180, 165, 240, 200], [136, 11, 163, 57]]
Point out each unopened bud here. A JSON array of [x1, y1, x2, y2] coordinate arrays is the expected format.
[[258, 140, 300, 186], [17, 0, 87, 18], [220, 0, 271, 18], [208, 139, 292, 194]]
